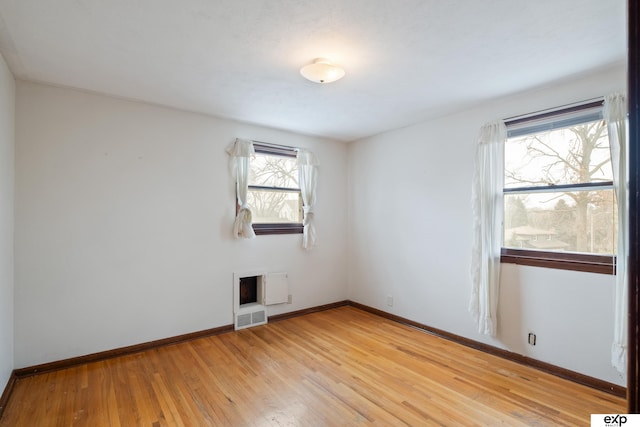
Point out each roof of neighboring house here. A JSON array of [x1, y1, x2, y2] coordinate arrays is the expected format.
[[526, 240, 571, 250], [508, 225, 557, 236]]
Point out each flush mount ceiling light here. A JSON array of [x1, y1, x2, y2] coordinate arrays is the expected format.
[[300, 58, 345, 84]]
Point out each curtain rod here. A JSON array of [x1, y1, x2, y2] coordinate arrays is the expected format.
[[504, 97, 604, 126]]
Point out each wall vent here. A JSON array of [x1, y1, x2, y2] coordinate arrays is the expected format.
[[237, 313, 252, 328], [234, 306, 267, 330], [233, 271, 289, 331], [235, 307, 267, 330], [252, 310, 266, 324]]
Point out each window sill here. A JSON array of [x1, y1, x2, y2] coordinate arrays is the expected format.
[[501, 248, 616, 275], [253, 223, 303, 236]]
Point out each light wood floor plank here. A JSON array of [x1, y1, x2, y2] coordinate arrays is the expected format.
[[0, 306, 625, 426]]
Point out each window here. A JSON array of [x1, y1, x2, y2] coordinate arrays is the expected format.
[[245, 144, 303, 235], [502, 100, 617, 274]]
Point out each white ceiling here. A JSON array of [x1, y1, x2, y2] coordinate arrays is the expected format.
[[0, 0, 627, 142]]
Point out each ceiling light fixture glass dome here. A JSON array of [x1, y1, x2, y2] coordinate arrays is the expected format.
[[300, 58, 345, 84]]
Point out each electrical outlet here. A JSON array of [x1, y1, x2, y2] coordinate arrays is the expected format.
[[528, 333, 536, 346], [386, 295, 393, 307], [287, 294, 292, 304]]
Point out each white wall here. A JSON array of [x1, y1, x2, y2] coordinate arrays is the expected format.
[[14, 82, 348, 367], [0, 53, 14, 392], [347, 63, 626, 385]]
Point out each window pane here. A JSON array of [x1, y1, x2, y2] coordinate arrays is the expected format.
[[247, 188, 302, 224], [249, 153, 299, 189], [503, 190, 617, 255], [505, 120, 612, 189]]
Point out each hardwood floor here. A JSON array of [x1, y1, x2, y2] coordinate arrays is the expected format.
[[0, 306, 625, 426]]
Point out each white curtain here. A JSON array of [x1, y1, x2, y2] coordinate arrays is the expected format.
[[226, 138, 256, 239], [604, 93, 627, 374], [470, 121, 507, 336], [297, 149, 319, 249]]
